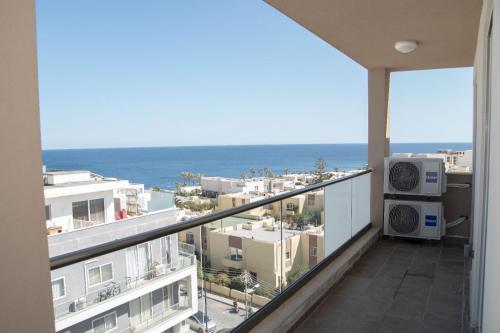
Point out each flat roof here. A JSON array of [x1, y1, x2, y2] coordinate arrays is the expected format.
[[224, 227, 298, 242], [44, 170, 89, 175]]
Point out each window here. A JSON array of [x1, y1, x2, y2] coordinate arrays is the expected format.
[[87, 263, 113, 287], [72, 198, 105, 228], [285, 251, 291, 260], [286, 203, 295, 211], [92, 312, 117, 333], [72, 200, 89, 221], [232, 198, 236, 207], [51, 277, 66, 300], [229, 247, 243, 260], [45, 205, 52, 220], [186, 232, 194, 245], [309, 246, 317, 257], [90, 198, 105, 222], [307, 194, 315, 206], [161, 236, 172, 267]]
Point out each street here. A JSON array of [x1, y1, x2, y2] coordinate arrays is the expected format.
[[197, 292, 259, 332]]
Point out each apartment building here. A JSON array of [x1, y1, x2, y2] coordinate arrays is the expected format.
[[208, 221, 324, 288], [217, 193, 268, 217], [47, 171, 197, 333], [44, 170, 173, 234], [200, 177, 266, 197]]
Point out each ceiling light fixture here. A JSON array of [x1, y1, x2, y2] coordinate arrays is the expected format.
[[394, 40, 418, 54]]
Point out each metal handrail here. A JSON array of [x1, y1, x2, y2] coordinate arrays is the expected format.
[[50, 169, 372, 270]]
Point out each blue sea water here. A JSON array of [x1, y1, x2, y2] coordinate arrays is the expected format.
[[42, 143, 472, 190]]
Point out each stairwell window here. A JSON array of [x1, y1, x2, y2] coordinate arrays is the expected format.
[[92, 312, 117, 333], [51, 277, 66, 300], [87, 263, 113, 287]]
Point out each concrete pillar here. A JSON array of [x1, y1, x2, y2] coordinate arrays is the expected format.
[[368, 69, 391, 229], [0, 0, 55, 331]]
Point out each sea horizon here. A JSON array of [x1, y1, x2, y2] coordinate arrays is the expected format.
[[42, 142, 473, 190], [42, 141, 472, 151]]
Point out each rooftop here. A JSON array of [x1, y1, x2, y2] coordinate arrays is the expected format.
[[224, 226, 299, 242]]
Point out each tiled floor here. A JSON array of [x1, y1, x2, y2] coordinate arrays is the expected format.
[[294, 239, 466, 333]]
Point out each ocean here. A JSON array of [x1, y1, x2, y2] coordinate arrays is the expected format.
[[42, 143, 472, 190]]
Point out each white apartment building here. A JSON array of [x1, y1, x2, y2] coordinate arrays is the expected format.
[[200, 176, 266, 197], [46, 170, 197, 333], [44, 170, 164, 233]]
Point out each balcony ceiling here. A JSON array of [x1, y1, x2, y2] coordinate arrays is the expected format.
[[265, 0, 482, 71]]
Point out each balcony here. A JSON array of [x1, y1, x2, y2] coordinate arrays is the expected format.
[[294, 240, 466, 333], [2, 0, 496, 332], [53, 249, 195, 332]]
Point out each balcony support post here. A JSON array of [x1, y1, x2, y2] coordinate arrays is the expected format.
[[0, 0, 55, 331], [368, 69, 391, 229]]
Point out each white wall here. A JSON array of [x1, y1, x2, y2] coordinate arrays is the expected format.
[[46, 190, 115, 231], [471, 0, 500, 331]]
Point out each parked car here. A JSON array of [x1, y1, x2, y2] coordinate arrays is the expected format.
[[187, 311, 217, 333]]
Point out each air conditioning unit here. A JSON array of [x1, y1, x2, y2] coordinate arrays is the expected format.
[[384, 199, 445, 240], [384, 157, 446, 196]]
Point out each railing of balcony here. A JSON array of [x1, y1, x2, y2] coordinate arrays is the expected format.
[[49, 169, 372, 333]]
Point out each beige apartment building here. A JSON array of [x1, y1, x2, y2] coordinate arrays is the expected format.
[[178, 215, 324, 288], [208, 221, 324, 288]]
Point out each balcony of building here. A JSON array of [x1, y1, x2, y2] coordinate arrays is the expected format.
[[1, 0, 498, 333]]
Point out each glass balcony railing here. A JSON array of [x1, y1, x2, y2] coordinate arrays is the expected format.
[[53, 249, 195, 322], [49, 170, 371, 333]]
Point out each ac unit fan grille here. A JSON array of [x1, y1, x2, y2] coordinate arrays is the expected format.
[[389, 205, 420, 234], [389, 162, 420, 192]]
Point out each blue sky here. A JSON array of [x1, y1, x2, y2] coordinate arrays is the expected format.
[[36, 1, 473, 149]]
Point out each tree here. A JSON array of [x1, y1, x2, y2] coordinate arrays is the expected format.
[[216, 272, 231, 287], [258, 168, 264, 177], [267, 169, 274, 178], [313, 157, 328, 183], [283, 168, 289, 175], [240, 172, 246, 180], [286, 265, 309, 284], [152, 186, 161, 192], [249, 168, 256, 178]]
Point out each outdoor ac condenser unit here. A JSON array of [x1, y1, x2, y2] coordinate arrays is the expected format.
[[384, 157, 446, 196], [384, 199, 445, 240]]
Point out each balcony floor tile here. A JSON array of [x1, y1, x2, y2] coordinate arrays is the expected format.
[[292, 239, 466, 333]]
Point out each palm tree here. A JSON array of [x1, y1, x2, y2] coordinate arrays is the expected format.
[[249, 168, 256, 178], [258, 168, 264, 177]]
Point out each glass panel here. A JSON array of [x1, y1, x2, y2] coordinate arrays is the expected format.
[[89, 198, 105, 223], [88, 267, 101, 286], [51, 278, 65, 299], [101, 263, 113, 282], [72, 200, 89, 221], [92, 317, 105, 333], [50, 172, 369, 333], [104, 313, 117, 331], [324, 180, 351, 256]]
